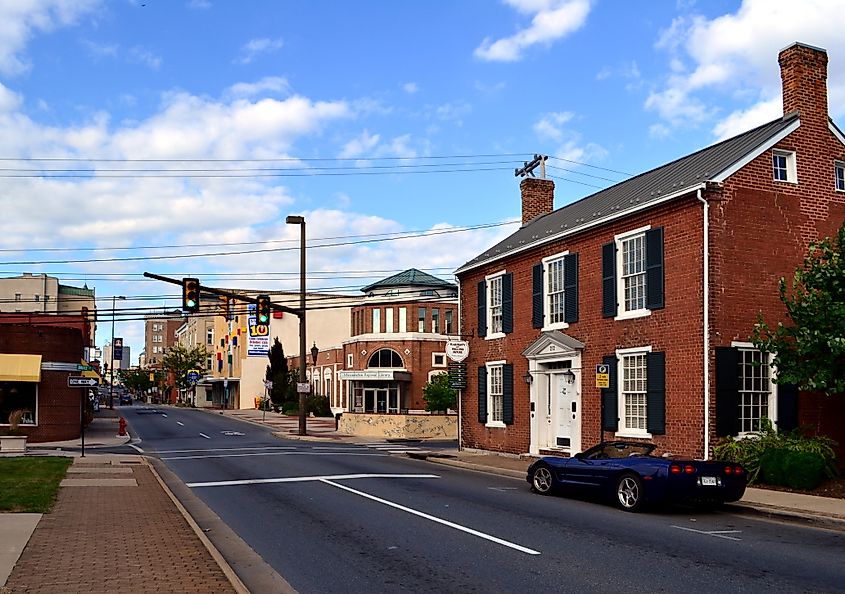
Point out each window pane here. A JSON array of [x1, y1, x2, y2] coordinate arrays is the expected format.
[[418, 308, 426, 332], [444, 310, 453, 334], [738, 348, 771, 433], [490, 276, 503, 333], [547, 258, 565, 324], [622, 353, 647, 431], [621, 235, 646, 311], [432, 308, 440, 333]]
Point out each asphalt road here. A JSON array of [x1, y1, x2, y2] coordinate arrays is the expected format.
[[123, 406, 845, 594]]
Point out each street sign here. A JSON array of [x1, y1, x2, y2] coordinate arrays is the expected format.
[[113, 337, 123, 362], [186, 370, 201, 384], [445, 340, 470, 362], [76, 364, 93, 371], [296, 382, 311, 393], [68, 376, 99, 387], [595, 364, 610, 389]]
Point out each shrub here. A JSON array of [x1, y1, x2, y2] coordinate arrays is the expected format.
[[306, 394, 332, 417], [782, 451, 826, 490], [282, 402, 298, 415], [713, 418, 838, 485], [760, 448, 790, 486]]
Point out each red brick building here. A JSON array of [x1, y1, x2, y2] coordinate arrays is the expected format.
[[0, 314, 94, 442], [456, 43, 845, 460]]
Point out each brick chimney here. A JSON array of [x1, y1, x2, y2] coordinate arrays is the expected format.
[[520, 177, 554, 225], [779, 42, 828, 127]]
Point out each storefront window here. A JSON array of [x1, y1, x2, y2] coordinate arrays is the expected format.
[[0, 382, 37, 425]]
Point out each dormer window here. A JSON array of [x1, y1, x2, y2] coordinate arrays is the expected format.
[[772, 150, 796, 183]]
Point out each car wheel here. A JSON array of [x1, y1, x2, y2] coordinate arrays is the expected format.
[[531, 464, 555, 495], [615, 473, 643, 512]]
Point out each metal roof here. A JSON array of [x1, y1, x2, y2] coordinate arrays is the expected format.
[[361, 268, 456, 293], [456, 113, 800, 275]]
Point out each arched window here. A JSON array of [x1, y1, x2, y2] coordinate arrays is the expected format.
[[367, 349, 404, 368]]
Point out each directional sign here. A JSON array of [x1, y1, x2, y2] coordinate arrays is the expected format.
[[76, 364, 93, 371], [68, 376, 99, 387], [186, 370, 201, 384]]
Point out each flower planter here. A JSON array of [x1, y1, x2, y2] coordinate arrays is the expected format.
[[0, 435, 27, 453]]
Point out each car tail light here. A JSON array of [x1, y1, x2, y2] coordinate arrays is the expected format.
[[669, 464, 682, 474], [724, 466, 733, 475], [684, 465, 696, 475]]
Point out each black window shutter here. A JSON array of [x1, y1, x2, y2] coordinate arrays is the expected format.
[[502, 364, 514, 425], [477, 280, 487, 338], [645, 227, 665, 310], [502, 273, 513, 334], [532, 263, 544, 328], [715, 347, 739, 437], [602, 242, 617, 318], [601, 355, 618, 431], [564, 253, 579, 324], [646, 351, 666, 435], [777, 382, 799, 432], [477, 366, 487, 424]]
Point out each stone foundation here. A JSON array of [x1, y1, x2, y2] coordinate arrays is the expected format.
[[340, 412, 457, 439]]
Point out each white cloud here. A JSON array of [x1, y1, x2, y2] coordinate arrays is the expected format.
[[649, 0, 845, 137], [236, 37, 283, 65], [474, 0, 591, 62], [129, 46, 161, 70], [0, 0, 100, 75], [533, 111, 574, 142], [339, 130, 380, 158], [402, 82, 418, 94], [533, 111, 607, 166], [226, 76, 289, 99]]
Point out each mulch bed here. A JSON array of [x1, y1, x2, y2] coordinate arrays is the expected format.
[[753, 477, 845, 499]]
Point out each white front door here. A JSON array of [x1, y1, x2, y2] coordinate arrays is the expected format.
[[550, 370, 581, 452]]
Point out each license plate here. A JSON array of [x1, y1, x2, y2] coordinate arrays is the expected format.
[[701, 476, 717, 486]]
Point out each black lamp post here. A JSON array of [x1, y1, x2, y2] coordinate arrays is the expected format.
[[310, 342, 319, 396]]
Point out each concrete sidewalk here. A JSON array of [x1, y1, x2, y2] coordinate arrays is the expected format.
[[27, 408, 131, 452]]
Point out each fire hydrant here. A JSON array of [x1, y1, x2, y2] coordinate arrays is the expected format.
[[118, 417, 127, 436]]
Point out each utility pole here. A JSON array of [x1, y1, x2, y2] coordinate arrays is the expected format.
[[515, 154, 548, 179]]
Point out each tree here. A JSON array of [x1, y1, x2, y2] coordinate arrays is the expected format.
[[118, 368, 158, 393], [161, 344, 208, 391], [423, 372, 457, 413], [752, 222, 845, 396], [266, 338, 295, 408]]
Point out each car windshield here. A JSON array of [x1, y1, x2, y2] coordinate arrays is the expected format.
[[586, 443, 654, 459]]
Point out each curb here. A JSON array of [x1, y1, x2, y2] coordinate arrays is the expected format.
[[146, 458, 251, 594], [725, 502, 845, 532], [422, 455, 527, 480]]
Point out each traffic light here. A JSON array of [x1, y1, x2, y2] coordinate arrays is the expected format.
[[256, 294, 271, 324], [182, 278, 200, 313]]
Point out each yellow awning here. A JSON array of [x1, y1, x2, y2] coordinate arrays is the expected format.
[[0, 354, 42, 382], [80, 359, 101, 380]]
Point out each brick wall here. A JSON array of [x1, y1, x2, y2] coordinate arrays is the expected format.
[[520, 178, 555, 225]]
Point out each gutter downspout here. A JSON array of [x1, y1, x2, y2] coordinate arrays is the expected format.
[[696, 189, 710, 460]]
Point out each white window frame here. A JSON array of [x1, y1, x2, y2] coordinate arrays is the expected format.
[[206, 328, 214, 345], [485, 360, 506, 428], [732, 341, 778, 435], [347, 353, 353, 368], [398, 307, 407, 333], [428, 370, 448, 383], [385, 307, 394, 333], [615, 346, 652, 438], [772, 149, 797, 183], [372, 309, 381, 333], [432, 353, 447, 367], [614, 225, 651, 321], [836, 161, 845, 192], [542, 251, 569, 331], [485, 270, 506, 340]]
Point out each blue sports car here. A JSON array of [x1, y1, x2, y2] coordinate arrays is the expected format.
[[527, 441, 747, 512]]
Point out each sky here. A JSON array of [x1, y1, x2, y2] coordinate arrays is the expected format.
[[2, 0, 845, 361]]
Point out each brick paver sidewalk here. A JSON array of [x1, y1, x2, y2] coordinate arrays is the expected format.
[[5, 457, 236, 594]]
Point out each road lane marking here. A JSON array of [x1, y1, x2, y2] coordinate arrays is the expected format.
[[199, 433, 211, 439], [671, 526, 742, 541], [176, 421, 184, 426], [164, 451, 384, 461], [162, 414, 168, 418], [155, 446, 297, 454], [323, 479, 541, 556], [187, 473, 439, 488], [129, 444, 144, 453]]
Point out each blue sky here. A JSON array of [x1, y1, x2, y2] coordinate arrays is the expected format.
[[2, 0, 844, 359]]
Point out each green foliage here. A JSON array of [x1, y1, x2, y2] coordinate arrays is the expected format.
[[423, 372, 457, 413], [0, 457, 72, 513], [282, 401, 299, 415], [307, 394, 332, 417], [266, 338, 296, 407], [751, 222, 845, 396], [760, 448, 789, 486], [118, 367, 160, 393], [160, 344, 208, 390], [713, 418, 839, 484], [782, 450, 826, 490]]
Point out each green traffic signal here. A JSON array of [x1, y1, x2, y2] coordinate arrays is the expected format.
[[182, 278, 200, 313], [257, 294, 271, 324]]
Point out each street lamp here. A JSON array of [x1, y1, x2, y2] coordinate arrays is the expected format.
[[109, 295, 126, 409], [310, 342, 319, 397], [286, 214, 307, 436]]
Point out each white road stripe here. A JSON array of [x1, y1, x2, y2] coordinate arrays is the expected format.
[[162, 414, 168, 418], [176, 421, 184, 426], [199, 433, 210, 439], [671, 526, 742, 541], [128, 444, 144, 453], [155, 445, 296, 455], [323, 479, 541, 556], [187, 473, 439, 488], [164, 451, 384, 461]]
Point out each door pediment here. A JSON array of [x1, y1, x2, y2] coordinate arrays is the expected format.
[[523, 331, 584, 360]]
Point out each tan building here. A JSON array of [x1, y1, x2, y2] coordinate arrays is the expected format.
[[0, 273, 97, 345], [143, 312, 183, 368]]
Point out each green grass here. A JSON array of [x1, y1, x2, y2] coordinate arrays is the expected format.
[[0, 457, 72, 513]]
